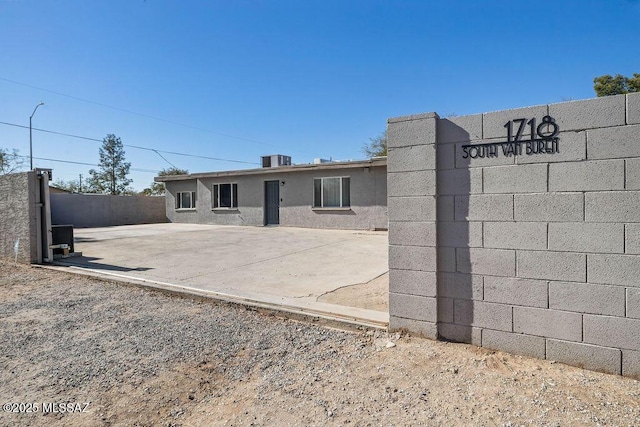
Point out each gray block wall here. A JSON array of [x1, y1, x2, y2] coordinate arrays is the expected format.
[[388, 93, 640, 378], [0, 172, 38, 263], [51, 194, 167, 228], [387, 113, 438, 339]]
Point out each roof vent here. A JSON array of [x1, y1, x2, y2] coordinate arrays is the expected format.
[[261, 155, 292, 168]]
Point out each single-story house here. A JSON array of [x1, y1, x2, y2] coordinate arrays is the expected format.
[[155, 155, 388, 230]]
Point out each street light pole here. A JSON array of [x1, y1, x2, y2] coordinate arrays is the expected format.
[[29, 102, 45, 170]]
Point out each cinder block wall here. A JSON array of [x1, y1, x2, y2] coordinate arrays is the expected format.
[[51, 194, 167, 228], [387, 113, 439, 338], [0, 172, 38, 263], [388, 93, 640, 378]]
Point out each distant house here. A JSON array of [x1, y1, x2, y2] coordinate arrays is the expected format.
[[155, 155, 387, 230]]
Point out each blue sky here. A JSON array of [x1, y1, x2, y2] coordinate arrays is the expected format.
[[1, 0, 639, 191]]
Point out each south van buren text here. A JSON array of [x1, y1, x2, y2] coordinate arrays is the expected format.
[[461, 138, 559, 159]]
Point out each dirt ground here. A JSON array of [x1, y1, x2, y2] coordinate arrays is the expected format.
[[1, 261, 639, 427]]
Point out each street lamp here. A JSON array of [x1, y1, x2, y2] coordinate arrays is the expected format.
[[29, 102, 45, 170]]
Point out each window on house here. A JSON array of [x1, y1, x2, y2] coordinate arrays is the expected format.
[[313, 177, 350, 208], [213, 183, 238, 208], [176, 191, 196, 209]]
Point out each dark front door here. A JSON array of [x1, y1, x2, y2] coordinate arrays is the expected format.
[[264, 180, 280, 225]]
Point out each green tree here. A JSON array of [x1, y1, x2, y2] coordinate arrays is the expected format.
[[593, 73, 640, 96], [87, 134, 133, 195], [362, 130, 387, 158], [140, 167, 188, 196], [0, 148, 24, 174], [629, 74, 640, 93]]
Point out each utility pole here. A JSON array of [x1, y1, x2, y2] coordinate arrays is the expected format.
[[79, 174, 83, 193], [29, 102, 45, 170]]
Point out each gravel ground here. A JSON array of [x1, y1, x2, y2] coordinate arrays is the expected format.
[[1, 261, 639, 427]]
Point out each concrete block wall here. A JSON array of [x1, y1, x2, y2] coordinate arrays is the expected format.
[[51, 194, 167, 228], [388, 93, 640, 378], [387, 113, 438, 339], [0, 172, 38, 263]]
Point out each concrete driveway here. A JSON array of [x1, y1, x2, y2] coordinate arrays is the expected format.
[[57, 224, 389, 326]]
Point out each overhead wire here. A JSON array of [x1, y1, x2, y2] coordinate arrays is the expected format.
[[15, 154, 160, 174], [0, 120, 261, 166], [151, 149, 177, 168], [0, 76, 316, 156]]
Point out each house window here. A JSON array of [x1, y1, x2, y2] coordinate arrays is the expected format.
[[213, 183, 238, 208], [313, 177, 350, 208], [176, 191, 196, 209]]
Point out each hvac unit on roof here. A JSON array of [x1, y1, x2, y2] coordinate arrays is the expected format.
[[261, 155, 292, 168]]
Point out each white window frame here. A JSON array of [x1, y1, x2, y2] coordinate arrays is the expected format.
[[176, 191, 196, 210], [212, 183, 238, 209], [313, 176, 351, 208]]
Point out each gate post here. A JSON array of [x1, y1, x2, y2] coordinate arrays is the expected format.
[[387, 113, 439, 338]]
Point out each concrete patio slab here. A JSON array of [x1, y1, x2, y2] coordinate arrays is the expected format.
[[55, 223, 389, 327]]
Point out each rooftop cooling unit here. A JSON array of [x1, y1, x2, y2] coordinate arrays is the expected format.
[[261, 154, 292, 168]]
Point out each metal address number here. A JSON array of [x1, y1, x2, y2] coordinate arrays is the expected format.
[[504, 115, 559, 143], [461, 115, 560, 159]]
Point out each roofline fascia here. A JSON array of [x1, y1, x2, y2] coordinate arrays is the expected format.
[[155, 157, 387, 183]]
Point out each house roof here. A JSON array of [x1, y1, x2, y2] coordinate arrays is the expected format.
[[49, 185, 72, 194], [155, 157, 387, 182]]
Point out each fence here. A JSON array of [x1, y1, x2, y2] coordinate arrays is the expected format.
[[50, 193, 166, 228], [388, 93, 640, 378]]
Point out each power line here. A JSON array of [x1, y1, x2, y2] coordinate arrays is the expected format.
[[15, 154, 160, 174], [151, 149, 177, 168], [0, 120, 260, 165], [0, 76, 315, 155], [1, 120, 101, 142]]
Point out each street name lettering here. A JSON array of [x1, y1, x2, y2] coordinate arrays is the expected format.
[[462, 115, 560, 159]]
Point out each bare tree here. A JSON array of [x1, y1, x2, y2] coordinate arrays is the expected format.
[[0, 148, 25, 175], [362, 130, 387, 158]]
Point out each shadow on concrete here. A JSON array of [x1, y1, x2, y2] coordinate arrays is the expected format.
[[312, 210, 356, 216], [64, 256, 153, 273], [74, 237, 98, 243]]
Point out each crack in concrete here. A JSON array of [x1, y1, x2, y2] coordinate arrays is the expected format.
[[315, 271, 388, 302], [289, 293, 317, 299]]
